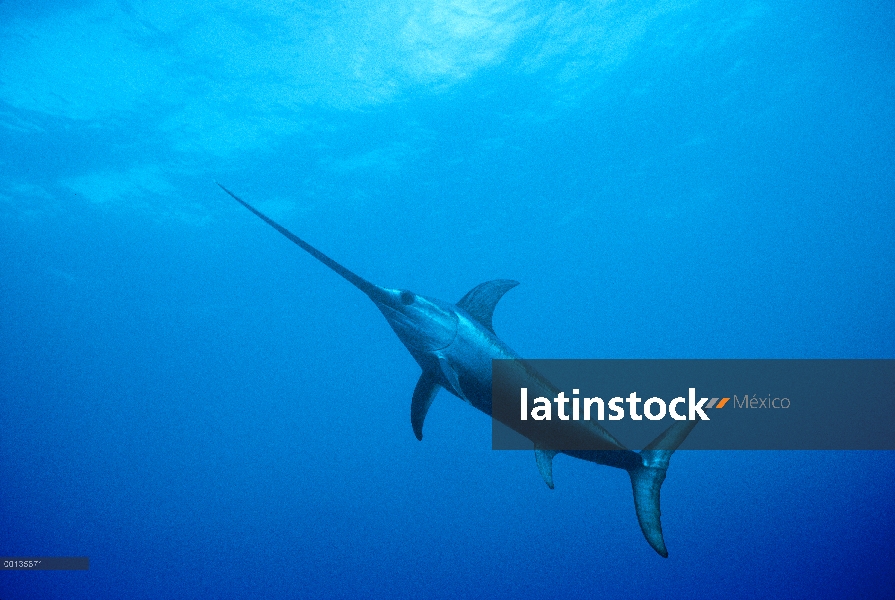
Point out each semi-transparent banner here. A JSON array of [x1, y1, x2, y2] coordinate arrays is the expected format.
[[491, 359, 895, 450]]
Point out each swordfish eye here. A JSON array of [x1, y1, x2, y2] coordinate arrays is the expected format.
[[400, 290, 416, 305]]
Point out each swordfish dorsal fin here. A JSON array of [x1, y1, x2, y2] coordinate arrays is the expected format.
[[457, 279, 519, 333], [410, 370, 440, 441]]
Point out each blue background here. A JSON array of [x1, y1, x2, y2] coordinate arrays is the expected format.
[[1, 1, 893, 598]]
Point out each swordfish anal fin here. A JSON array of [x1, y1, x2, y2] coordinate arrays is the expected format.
[[534, 447, 558, 490]]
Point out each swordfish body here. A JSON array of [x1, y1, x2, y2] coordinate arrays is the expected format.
[[219, 184, 698, 557]]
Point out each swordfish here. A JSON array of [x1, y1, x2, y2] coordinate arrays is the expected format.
[[219, 183, 698, 557]]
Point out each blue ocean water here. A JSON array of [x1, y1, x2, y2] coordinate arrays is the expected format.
[[1, 1, 893, 598]]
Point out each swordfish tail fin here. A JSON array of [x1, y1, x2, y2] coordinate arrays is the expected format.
[[628, 419, 699, 558]]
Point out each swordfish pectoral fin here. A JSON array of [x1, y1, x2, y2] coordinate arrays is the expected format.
[[435, 353, 467, 401], [456, 280, 519, 334], [410, 370, 441, 441]]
